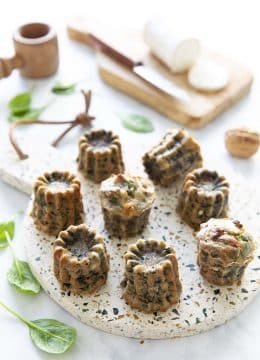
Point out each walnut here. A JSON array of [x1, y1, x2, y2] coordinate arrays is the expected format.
[[225, 128, 259, 158]]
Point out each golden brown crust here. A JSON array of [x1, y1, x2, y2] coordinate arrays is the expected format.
[[143, 128, 203, 186], [177, 168, 229, 229], [78, 129, 124, 183], [102, 207, 151, 238], [54, 224, 110, 294], [100, 173, 155, 237], [196, 218, 255, 286], [122, 239, 182, 313], [31, 170, 85, 236]]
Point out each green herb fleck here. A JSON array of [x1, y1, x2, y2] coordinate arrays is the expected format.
[[124, 179, 138, 197], [0, 301, 77, 354], [120, 114, 154, 133], [0, 221, 15, 249], [237, 232, 250, 243], [51, 82, 76, 95], [110, 197, 119, 206]]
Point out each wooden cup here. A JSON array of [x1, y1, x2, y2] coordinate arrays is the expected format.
[[0, 22, 59, 79]]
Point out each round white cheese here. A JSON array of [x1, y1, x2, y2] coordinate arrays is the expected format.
[[188, 59, 229, 92]]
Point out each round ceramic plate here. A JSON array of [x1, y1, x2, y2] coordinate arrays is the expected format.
[[23, 165, 260, 339]]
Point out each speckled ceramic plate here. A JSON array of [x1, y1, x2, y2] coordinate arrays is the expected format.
[[23, 166, 260, 339]]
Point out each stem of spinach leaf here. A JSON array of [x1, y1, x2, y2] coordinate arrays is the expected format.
[[0, 300, 70, 343], [4, 231, 22, 279], [0, 300, 31, 327]]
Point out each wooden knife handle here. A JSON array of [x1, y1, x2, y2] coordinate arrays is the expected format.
[[88, 34, 142, 69], [67, 19, 141, 69], [0, 55, 22, 79]]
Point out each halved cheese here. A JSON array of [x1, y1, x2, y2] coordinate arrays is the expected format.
[[144, 18, 201, 73], [188, 59, 229, 92]]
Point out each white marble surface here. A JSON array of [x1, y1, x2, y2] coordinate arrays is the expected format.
[[0, 0, 260, 359]]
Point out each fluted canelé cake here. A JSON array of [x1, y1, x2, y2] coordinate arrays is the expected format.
[[31, 171, 84, 236], [122, 239, 182, 313], [178, 168, 229, 229], [78, 129, 124, 183], [54, 224, 110, 294], [100, 173, 155, 238], [143, 128, 203, 186], [197, 218, 254, 286]]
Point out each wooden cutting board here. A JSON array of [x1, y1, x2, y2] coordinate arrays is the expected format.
[[67, 18, 253, 128]]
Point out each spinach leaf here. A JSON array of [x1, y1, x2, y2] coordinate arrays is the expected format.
[[5, 231, 41, 295], [110, 196, 120, 206], [29, 319, 77, 354], [8, 92, 32, 116], [0, 301, 77, 354], [121, 114, 154, 133], [0, 221, 14, 249], [7, 260, 41, 295], [8, 107, 46, 122], [7, 87, 50, 123], [51, 82, 76, 95]]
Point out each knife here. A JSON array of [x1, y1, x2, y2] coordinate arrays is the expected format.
[[68, 24, 188, 101]]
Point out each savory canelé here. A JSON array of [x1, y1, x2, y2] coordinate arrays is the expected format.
[[122, 239, 182, 313], [143, 128, 202, 186], [78, 129, 124, 183], [197, 218, 254, 286], [100, 173, 155, 238], [31, 171, 84, 236], [178, 168, 229, 229], [54, 224, 110, 294]]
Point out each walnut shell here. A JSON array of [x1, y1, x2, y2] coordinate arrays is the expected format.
[[225, 128, 259, 158]]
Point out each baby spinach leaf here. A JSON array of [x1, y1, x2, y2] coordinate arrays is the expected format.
[[121, 114, 154, 133], [0, 301, 77, 354], [51, 82, 76, 95], [7, 86, 50, 123], [7, 260, 41, 295], [29, 319, 77, 354], [0, 221, 15, 249], [9, 106, 47, 122], [5, 231, 41, 295], [8, 91, 32, 116]]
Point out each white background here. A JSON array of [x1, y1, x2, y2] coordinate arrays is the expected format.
[[0, 0, 260, 359]]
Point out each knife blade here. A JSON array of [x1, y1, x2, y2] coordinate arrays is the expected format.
[[133, 63, 188, 100], [88, 34, 189, 102]]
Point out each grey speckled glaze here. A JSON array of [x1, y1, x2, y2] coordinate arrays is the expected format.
[[24, 170, 260, 339]]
